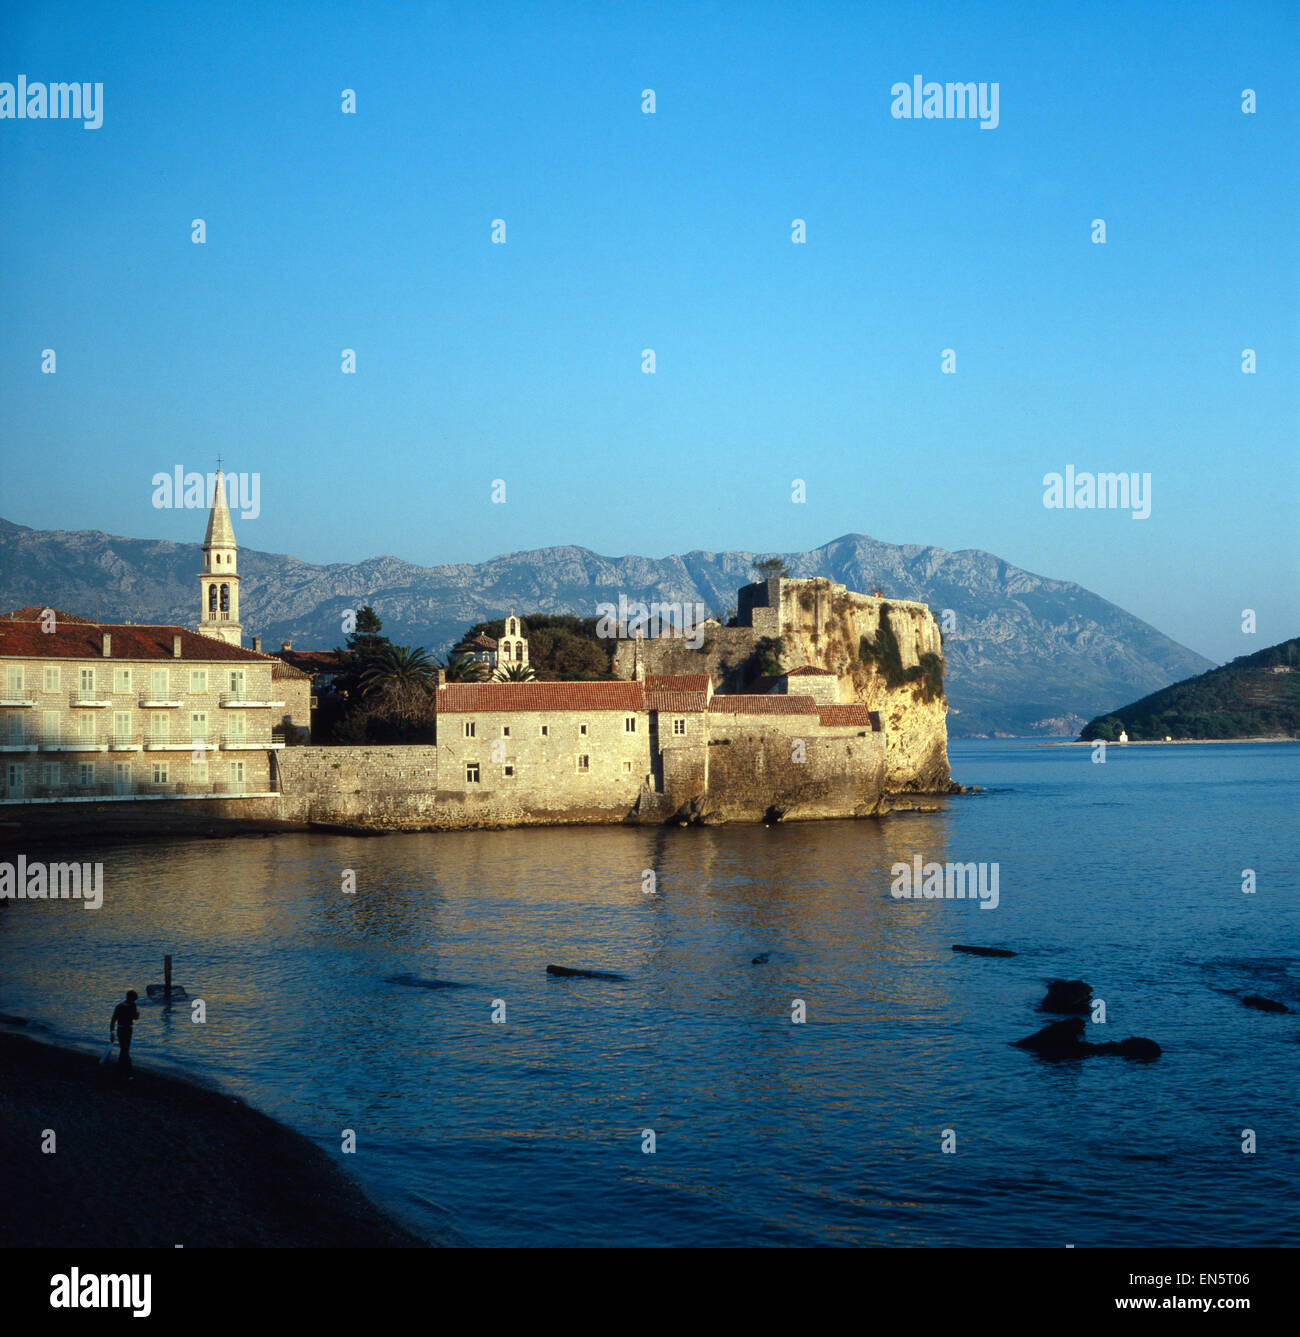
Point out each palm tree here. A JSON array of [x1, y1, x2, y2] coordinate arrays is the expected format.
[[359, 644, 436, 695], [496, 662, 536, 682], [440, 653, 490, 683]]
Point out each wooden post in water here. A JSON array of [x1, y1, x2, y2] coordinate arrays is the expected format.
[[164, 955, 172, 1001]]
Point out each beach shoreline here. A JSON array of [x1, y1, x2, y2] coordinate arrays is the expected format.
[[0, 1028, 435, 1249]]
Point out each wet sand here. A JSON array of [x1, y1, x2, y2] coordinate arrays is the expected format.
[[0, 1030, 431, 1248]]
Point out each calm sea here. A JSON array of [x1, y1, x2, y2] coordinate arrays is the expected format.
[[2, 739, 1297, 1247]]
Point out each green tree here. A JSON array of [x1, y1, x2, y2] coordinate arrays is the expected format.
[[753, 556, 789, 582]]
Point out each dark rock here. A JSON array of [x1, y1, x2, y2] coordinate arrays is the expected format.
[[386, 974, 466, 991], [952, 944, 1017, 958], [1013, 1017, 1088, 1056], [0, 1013, 28, 1027], [546, 964, 626, 982], [1039, 979, 1093, 1014], [1013, 1016, 1161, 1061], [1242, 994, 1291, 1013], [751, 953, 771, 965]]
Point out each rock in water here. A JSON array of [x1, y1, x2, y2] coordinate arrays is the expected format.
[[386, 974, 465, 990], [1013, 1017, 1161, 1060], [952, 944, 1017, 958], [1039, 979, 1093, 1014], [546, 964, 626, 982], [751, 953, 771, 965], [1242, 994, 1291, 1013]]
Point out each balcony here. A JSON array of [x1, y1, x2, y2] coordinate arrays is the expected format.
[[0, 740, 31, 752], [144, 738, 194, 751], [219, 693, 285, 708], [0, 697, 34, 707], [69, 691, 110, 708], [108, 734, 143, 752], [139, 694, 182, 708]]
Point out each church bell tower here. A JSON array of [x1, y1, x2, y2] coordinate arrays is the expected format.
[[197, 467, 243, 645]]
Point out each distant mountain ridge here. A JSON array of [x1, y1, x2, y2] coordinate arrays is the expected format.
[[0, 517, 1214, 736]]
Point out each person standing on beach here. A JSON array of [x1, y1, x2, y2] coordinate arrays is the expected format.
[[110, 990, 139, 1081]]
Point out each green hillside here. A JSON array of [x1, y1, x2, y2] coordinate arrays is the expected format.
[[1080, 638, 1300, 741]]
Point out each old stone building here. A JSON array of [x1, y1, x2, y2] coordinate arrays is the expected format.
[[0, 470, 310, 805]]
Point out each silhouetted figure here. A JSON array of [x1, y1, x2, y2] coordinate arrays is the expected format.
[[110, 990, 139, 1081]]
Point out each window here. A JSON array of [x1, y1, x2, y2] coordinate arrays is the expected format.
[[79, 667, 95, 695], [5, 665, 23, 695], [190, 669, 208, 693], [673, 718, 687, 735], [191, 758, 208, 783], [190, 711, 208, 740], [625, 717, 636, 732], [539, 724, 549, 738], [43, 762, 60, 786], [465, 762, 481, 783], [43, 666, 60, 692], [229, 715, 246, 743], [151, 668, 169, 700], [78, 762, 95, 786], [501, 725, 510, 737], [113, 667, 132, 693], [43, 711, 59, 744], [464, 721, 476, 738], [579, 723, 588, 736], [229, 669, 246, 698], [151, 715, 169, 742], [622, 760, 632, 772], [113, 711, 131, 744], [576, 754, 589, 772], [6, 714, 24, 745], [503, 765, 515, 777], [78, 714, 94, 743], [152, 761, 169, 784]]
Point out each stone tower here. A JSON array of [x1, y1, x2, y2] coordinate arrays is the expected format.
[[197, 468, 243, 645], [496, 611, 529, 671]]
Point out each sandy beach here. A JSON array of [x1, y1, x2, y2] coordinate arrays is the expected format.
[[0, 1030, 430, 1248]]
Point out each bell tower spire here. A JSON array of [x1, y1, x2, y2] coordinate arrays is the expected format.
[[197, 465, 242, 645]]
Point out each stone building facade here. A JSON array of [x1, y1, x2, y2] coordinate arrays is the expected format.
[[0, 469, 310, 805]]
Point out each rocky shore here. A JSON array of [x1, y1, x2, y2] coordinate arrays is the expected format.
[[0, 1031, 430, 1248]]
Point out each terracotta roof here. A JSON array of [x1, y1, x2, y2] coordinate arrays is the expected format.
[[453, 633, 498, 651], [708, 694, 819, 715], [786, 665, 837, 676], [438, 681, 645, 713], [0, 618, 288, 665], [1, 607, 95, 624], [644, 673, 711, 693], [272, 659, 312, 681], [818, 704, 878, 729], [276, 649, 344, 674], [645, 690, 708, 713]]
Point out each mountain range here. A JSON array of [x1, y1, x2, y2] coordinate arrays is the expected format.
[[0, 517, 1215, 736]]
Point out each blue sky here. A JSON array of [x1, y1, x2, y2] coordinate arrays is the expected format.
[[1, 0, 1296, 664]]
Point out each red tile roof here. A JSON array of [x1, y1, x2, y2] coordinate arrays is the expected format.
[[818, 705, 877, 729], [276, 649, 344, 674], [1, 607, 94, 624], [645, 690, 709, 713], [708, 694, 819, 715], [786, 665, 837, 676], [644, 673, 711, 693], [0, 615, 291, 665], [438, 681, 645, 713], [454, 633, 498, 651]]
